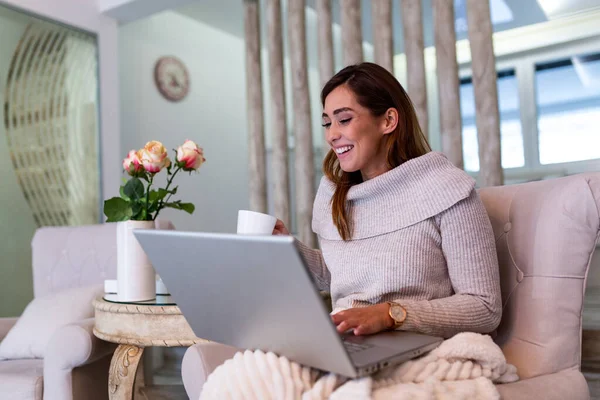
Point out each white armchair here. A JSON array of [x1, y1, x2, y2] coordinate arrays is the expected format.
[[0, 318, 18, 340], [0, 220, 172, 400], [43, 318, 116, 400]]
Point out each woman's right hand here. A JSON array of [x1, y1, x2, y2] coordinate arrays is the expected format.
[[273, 219, 290, 235]]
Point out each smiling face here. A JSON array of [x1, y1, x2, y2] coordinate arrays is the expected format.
[[322, 85, 398, 181]]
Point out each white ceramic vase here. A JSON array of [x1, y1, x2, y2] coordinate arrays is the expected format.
[[117, 220, 156, 302]]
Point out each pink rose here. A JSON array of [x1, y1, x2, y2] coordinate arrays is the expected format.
[[138, 141, 170, 174], [122, 150, 144, 176], [176, 140, 206, 171]]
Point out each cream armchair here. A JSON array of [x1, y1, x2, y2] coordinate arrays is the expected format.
[[181, 172, 600, 400], [0, 220, 172, 400]]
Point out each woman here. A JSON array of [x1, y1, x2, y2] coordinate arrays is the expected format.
[[274, 62, 501, 339]]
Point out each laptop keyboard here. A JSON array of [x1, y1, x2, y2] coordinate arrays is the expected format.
[[343, 341, 374, 354]]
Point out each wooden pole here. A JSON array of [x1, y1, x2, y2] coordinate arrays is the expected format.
[[372, 0, 393, 73], [341, 0, 363, 66], [433, 0, 463, 168], [243, 0, 267, 212], [266, 0, 291, 227], [466, 0, 503, 186], [316, 0, 335, 153], [400, 0, 428, 138], [316, 0, 335, 88], [288, 0, 316, 246]]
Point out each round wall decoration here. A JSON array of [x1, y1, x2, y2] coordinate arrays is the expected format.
[[154, 56, 190, 102]]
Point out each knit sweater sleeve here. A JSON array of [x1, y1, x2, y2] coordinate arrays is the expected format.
[[294, 238, 331, 292], [395, 190, 502, 338]]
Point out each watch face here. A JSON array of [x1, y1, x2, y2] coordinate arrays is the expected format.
[[154, 56, 190, 102], [391, 303, 407, 324]]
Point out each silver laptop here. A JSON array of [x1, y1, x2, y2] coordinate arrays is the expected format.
[[133, 230, 442, 378]]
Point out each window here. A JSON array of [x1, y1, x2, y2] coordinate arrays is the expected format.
[[535, 53, 600, 165], [460, 70, 524, 172]]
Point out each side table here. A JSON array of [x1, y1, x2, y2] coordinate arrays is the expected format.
[[93, 295, 208, 400]]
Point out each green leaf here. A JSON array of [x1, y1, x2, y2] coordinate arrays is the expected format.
[[119, 186, 130, 201], [165, 202, 195, 214], [131, 202, 143, 219], [144, 189, 166, 213], [104, 197, 132, 222], [157, 188, 172, 200], [123, 178, 145, 202], [148, 190, 159, 203], [180, 203, 194, 214], [146, 191, 160, 213]]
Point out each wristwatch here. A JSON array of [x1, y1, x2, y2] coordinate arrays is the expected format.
[[387, 302, 407, 329]]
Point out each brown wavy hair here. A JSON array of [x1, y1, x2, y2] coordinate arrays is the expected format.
[[321, 62, 431, 241]]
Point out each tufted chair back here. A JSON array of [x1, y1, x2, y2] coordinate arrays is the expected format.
[[478, 173, 600, 379], [31, 220, 174, 298]]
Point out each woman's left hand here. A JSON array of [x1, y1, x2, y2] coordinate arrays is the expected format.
[[331, 303, 395, 336]]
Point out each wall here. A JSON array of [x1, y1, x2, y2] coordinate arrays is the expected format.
[[0, 13, 36, 317], [119, 10, 251, 233], [0, 0, 121, 201]]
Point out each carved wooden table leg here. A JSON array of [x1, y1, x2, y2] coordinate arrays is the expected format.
[[94, 297, 206, 399], [108, 344, 145, 400]]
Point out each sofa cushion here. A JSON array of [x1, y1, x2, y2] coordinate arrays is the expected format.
[[0, 284, 103, 360], [479, 173, 600, 379], [495, 367, 588, 400], [0, 359, 43, 400]]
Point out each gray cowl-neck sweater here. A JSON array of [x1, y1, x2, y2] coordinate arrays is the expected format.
[[295, 151, 502, 338]]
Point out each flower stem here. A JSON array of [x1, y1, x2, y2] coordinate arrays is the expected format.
[[164, 166, 180, 194], [153, 166, 181, 220], [146, 174, 153, 220]]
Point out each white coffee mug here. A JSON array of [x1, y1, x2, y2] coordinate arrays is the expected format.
[[237, 210, 277, 235]]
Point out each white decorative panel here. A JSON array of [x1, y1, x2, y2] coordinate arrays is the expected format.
[[3, 22, 100, 227]]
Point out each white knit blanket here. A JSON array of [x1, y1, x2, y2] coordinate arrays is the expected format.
[[199, 332, 519, 400]]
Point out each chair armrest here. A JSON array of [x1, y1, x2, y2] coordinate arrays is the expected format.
[[0, 317, 18, 342], [182, 342, 238, 399], [44, 318, 117, 400], [44, 318, 116, 370]]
